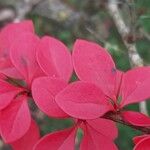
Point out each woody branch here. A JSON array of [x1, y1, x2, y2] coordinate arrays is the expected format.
[[103, 111, 150, 134]]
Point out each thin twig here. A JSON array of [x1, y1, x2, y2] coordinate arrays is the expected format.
[[103, 111, 150, 134], [14, 0, 43, 22], [0, 7, 15, 22]]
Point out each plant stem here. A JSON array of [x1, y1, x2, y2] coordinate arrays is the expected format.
[[103, 111, 150, 134]]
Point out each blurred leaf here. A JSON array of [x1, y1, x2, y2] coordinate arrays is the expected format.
[[136, 39, 150, 63]]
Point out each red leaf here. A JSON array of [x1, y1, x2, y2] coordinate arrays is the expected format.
[[32, 77, 68, 118], [56, 81, 111, 119], [114, 71, 123, 101], [10, 33, 43, 85], [0, 20, 34, 78], [122, 111, 150, 126], [80, 123, 118, 150], [0, 79, 23, 110], [0, 96, 31, 143], [34, 127, 77, 150], [72, 39, 117, 99], [87, 118, 118, 140], [36, 36, 73, 81], [10, 120, 40, 150], [1, 68, 23, 79], [133, 136, 150, 150], [120, 67, 150, 106], [133, 135, 149, 144]]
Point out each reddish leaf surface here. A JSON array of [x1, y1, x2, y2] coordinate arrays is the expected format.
[[10, 33, 43, 86], [0, 20, 34, 78], [133, 136, 150, 150], [36, 36, 73, 81], [34, 127, 77, 150], [122, 111, 150, 126], [11, 120, 40, 150], [72, 39, 117, 99], [72, 39, 150, 110], [114, 71, 123, 101], [80, 123, 118, 150], [87, 118, 118, 140], [0, 96, 31, 143], [0, 79, 23, 110], [133, 135, 149, 144], [32, 77, 68, 118], [56, 81, 111, 119], [120, 67, 150, 106], [1, 68, 23, 79]]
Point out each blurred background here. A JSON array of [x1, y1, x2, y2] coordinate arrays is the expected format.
[[0, 0, 150, 149]]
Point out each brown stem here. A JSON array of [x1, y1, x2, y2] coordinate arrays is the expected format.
[[103, 111, 150, 134]]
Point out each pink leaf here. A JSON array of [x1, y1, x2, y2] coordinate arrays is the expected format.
[[72, 39, 117, 99], [120, 67, 150, 106], [10, 20, 34, 33], [114, 71, 123, 101], [80, 123, 118, 150], [32, 77, 69, 118], [0, 73, 7, 80], [0, 96, 31, 143], [10, 33, 43, 86], [34, 127, 77, 150], [133, 135, 149, 144], [122, 111, 150, 126], [56, 81, 111, 119], [10, 119, 40, 150], [1, 67, 23, 79], [0, 20, 34, 78], [80, 126, 95, 150], [0, 79, 23, 110], [87, 118, 118, 140], [134, 136, 150, 150], [36, 36, 73, 81]]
